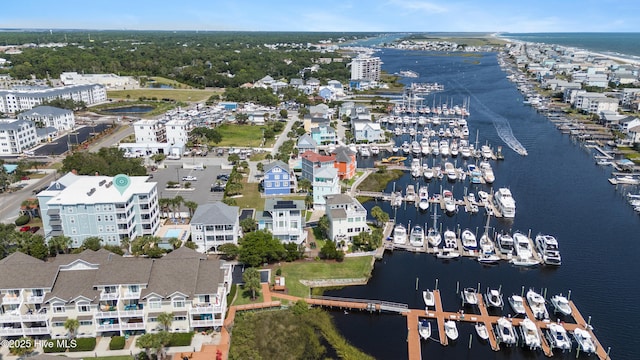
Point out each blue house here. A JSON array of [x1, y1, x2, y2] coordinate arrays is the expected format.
[[311, 125, 337, 145], [263, 160, 294, 195], [297, 134, 317, 153]]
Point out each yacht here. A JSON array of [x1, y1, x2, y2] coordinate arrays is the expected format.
[[419, 319, 432, 340], [496, 317, 518, 346], [444, 162, 457, 182], [481, 145, 493, 159], [410, 225, 425, 247], [477, 253, 500, 264], [423, 167, 434, 181], [439, 140, 450, 157], [612, 175, 640, 185], [497, 231, 515, 255], [485, 288, 504, 308], [480, 161, 495, 184], [427, 206, 442, 248], [411, 141, 422, 156], [535, 234, 562, 266], [573, 328, 597, 354], [393, 224, 408, 245], [546, 323, 572, 351], [370, 145, 380, 155], [401, 141, 411, 154], [391, 191, 403, 207], [460, 145, 472, 158], [461, 229, 477, 251], [430, 140, 440, 155], [444, 320, 459, 341], [411, 159, 422, 178], [513, 232, 533, 260], [443, 229, 458, 251], [359, 145, 370, 157], [391, 145, 399, 153], [520, 318, 542, 350], [443, 190, 457, 214], [420, 138, 431, 155], [405, 185, 417, 203], [461, 288, 479, 306], [450, 141, 459, 157], [509, 295, 526, 316], [493, 188, 516, 218], [475, 323, 489, 341], [423, 290, 435, 307], [550, 294, 572, 316], [526, 289, 549, 320], [418, 186, 430, 211]]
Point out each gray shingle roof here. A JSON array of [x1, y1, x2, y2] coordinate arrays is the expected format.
[[44, 269, 100, 303], [19, 106, 73, 118], [332, 146, 355, 163], [190, 202, 239, 225], [264, 160, 289, 173]]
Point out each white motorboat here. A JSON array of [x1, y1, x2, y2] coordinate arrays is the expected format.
[[370, 145, 380, 155], [436, 250, 460, 259], [535, 234, 562, 266], [475, 323, 489, 340], [439, 140, 450, 157], [513, 232, 533, 260], [410, 225, 425, 247], [461, 229, 477, 251], [423, 290, 435, 307], [526, 289, 549, 320], [450, 142, 459, 157], [462, 287, 479, 306], [477, 253, 500, 264], [411, 141, 422, 156], [496, 317, 518, 346], [423, 166, 434, 181], [479, 233, 495, 255], [443, 190, 457, 214], [419, 319, 431, 340], [418, 186, 429, 211], [493, 188, 516, 218], [430, 140, 440, 155], [497, 231, 515, 255], [550, 294, 572, 316], [520, 318, 542, 350], [405, 184, 417, 202], [546, 323, 572, 351], [485, 288, 504, 308], [481, 145, 493, 159], [509, 295, 526, 316], [510, 257, 540, 267], [443, 230, 458, 250], [480, 162, 495, 184], [573, 328, 597, 354], [460, 146, 472, 158], [392, 145, 399, 153], [444, 320, 459, 341], [393, 224, 408, 245], [420, 137, 431, 155], [401, 141, 411, 154], [444, 162, 457, 182], [612, 175, 640, 185], [391, 191, 403, 207], [359, 145, 370, 157]]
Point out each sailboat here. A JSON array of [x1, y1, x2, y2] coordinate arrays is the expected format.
[[477, 213, 500, 264], [426, 204, 441, 247]]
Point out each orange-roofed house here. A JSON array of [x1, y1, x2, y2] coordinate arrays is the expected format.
[[332, 146, 357, 180]]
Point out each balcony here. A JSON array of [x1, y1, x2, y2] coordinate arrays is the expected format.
[[188, 303, 222, 314], [120, 322, 145, 330], [121, 291, 141, 300], [21, 313, 48, 322], [26, 295, 45, 304], [119, 309, 144, 318], [2, 294, 22, 304], [0, 327, 26, 336], [100, 291, 119, 301], [23, 326, 49, 335], [95, 323, 121, 332], [94, 310, 118, 319], [190, 319, 222, 328], [0, 312, 22, 322]]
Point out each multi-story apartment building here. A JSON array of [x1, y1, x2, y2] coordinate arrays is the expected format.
[[190, 202, 240, 253], [36, 173, 160, 248], [165, 119, 191, 147], [0, 248, 233, 339], [0, 84, 107, 114], [134, 119, 167, 143], [0, 119, 38, 155], [350, 55, 382, 81], [18, 106, 75, 132], [258, 199, 306, 245], [324, 193, 370, 244]]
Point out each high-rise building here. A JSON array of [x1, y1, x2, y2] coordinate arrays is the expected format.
[[350, 55, 382, 81]]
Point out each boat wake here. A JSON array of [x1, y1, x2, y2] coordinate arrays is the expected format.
[[452, 80, 528, 156]]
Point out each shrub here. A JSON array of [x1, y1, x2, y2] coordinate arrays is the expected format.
[[70, 337, 96, 352], [14, 215, 30, 226], [109, 336, 126, 350], [42, 340, 66, 353], [167, 332, 194, 347]]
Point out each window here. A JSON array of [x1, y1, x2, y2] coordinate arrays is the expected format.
[[79, 320, 92, 326], [53, 303, 65, 313], [148, 299, 161, 309], [173, 297, 185, 308], [78, 303, 91, 313], [173, 316, 187, 321], [52, 322, 64, 327]]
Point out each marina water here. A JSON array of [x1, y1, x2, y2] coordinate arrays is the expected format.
[[325, 48, 640, 359]]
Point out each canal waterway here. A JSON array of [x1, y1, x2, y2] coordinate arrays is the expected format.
[[326, 49, 640, 359]]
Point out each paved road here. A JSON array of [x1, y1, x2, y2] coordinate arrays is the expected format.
[[0, 171, 57, 223], [89, 124, 133, 153], [270, 111, 298, 156], [34, 123, 111, 156]]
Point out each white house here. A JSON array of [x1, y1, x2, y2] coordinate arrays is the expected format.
[[258, 199, 306, 245], [190, 202, 240, 253], [19, 106, 75, 132], [0, 119, 38, 155], [353, 121, 384, 143], [165, 119, 191, 147], [324, 194, 370, 244], [312, 167, 340, 208]]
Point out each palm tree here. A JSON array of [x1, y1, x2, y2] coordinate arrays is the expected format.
[[64, 318, 79, 339], [158, 198, 172, 218], [242, 268, 261, 300], [48, 235, 72, 255], [171, 196, 184, 219], [157, 312, 174, 332], [120, 237, 131, 254], [168, 237, 182, 249], [184, 200, 198, 218]]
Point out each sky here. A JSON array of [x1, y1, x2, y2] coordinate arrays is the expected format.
[[1, 0, 638, 33]]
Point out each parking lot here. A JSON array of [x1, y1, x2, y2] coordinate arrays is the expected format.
[[152, 161, 233, 206]]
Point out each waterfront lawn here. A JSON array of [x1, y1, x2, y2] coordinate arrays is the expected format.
[[107, 89, 221, 103], [357, 168, 404, 192], [215, 124, 275, 148], [279, 256, 374, 298], [232, 284, 265, 306]]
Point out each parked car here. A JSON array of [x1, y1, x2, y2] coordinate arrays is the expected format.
[[211, 185, 225, 192], [216, 174, 230, 181], [19, 226, 31, 232], [29, 226, 40, 233], [21, 176, 31, 180], [182, 175, 197, 181], [216, 148, 224, 156]]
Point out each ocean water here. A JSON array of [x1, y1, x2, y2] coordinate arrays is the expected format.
[[325, 48, 640, 359], [501, 32, 640, 61]]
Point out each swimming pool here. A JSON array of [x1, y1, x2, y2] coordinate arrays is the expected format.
[[164, 229, 183, 238]]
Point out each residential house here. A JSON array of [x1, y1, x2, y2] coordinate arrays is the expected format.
[[18, 106, 75, 132], [258, 199, 306, 244], [300, 150, 335, 182], [263, 160, 294, 195], [628, 125, 640, 143], [303, 114, 330, 133], [323, 194, 370, 244], [331, 146, 357, 180], [190, 202, 240, 253], [311, 125, 337, 145], [36, 173, 160, 248], [297, 134, 317, 154], [353, 121, 384, 143], [0, 119, 38, 155], [0, 248, 232, 338], [312, 167, 340, 207], [619, 116, 640, 133]]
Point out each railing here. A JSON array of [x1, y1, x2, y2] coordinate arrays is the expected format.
[[188, 304, 222, 314], [94, 311, 118, 318], [23, 326, 49, 335], [121, 291, 141, 300], [100, 292, 119, 301], [0, 328, 25, 336], [190, 319, 223, 328], [2, 295, 22, 304], [120, 322, 145, 330], [26, 295, 45, 303], [0, 313, 23, 322], [95, 323, 121, 331], [22, 313, 49, 322], [118, 309, 144, 317]]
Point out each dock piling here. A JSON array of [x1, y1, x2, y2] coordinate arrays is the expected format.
[[568, 290, 572, 301], [468, 334, 473, 349], [521, 286, 525, 297], [456, 281, 460, 294], [435, 278, 439, 290], [416, 277, 419, 291]]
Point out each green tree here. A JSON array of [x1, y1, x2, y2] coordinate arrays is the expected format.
[[64, 318, 80, 339], [48, 235, 72, 255], [317, 215, 330, 240], [240, 218, 257, 233], [298, 178, 311, 193], [279, 109, 288, 119], [218, 243, 239, 260], [242, 267, 261, 300], [238, 230, 286, 267], [9, 337, 34, 356], [184, 241, 198, 250], [235, 113, 249, 124], [284, 242, 303, 262], [184, 200, 198, 218], [370, 206, 389, 227], [61, 147, 146, 176], [157, 312, 174, 332], [256, 162, 264, 172], [319, 240, 344, 261], [228, 153, 240, 164], [82, 236, 102, 251]]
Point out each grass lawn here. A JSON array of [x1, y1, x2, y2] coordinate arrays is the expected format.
[[358, 169, 405, 192], [229, 179, 263, 211], [93, 356, 134, 360], [279, 256, 374, 298], [107, 88, 221, 103], [215, 124, 275, 147], [148, 76, 194, 88], [232, 284, 265, 306]]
